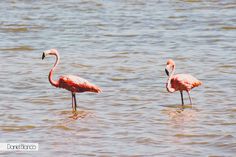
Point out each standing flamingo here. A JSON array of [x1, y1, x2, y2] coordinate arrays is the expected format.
[[42, 49, 102, 112], [165, 59, 202, 107]]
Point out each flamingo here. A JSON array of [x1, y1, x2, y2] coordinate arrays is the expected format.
[[42, 49, 102, 112], [165, 59, 202, 107]]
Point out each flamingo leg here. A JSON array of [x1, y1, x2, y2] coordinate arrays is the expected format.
[[72, 93, 76, 112], [180, 91, 184, 107], [187, 91, 192, 105], [74, 94, 77, 111]]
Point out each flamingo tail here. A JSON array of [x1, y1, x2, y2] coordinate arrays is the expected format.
[[86, 84, 102, 93], [192, 81, 202, 88]]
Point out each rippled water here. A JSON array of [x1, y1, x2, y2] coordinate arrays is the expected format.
[[0, 1, 236, 156]]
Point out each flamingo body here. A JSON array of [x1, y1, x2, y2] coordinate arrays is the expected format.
[[169, 74, 202, 92], [42, 49, 101, 112], [58, 75, 101, 93], [165, 59, 202, 106]]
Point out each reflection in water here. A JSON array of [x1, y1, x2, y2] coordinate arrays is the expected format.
[[58, 110, 92, 124], [162, 106, 197, 124], [69, 110, 91, 120]]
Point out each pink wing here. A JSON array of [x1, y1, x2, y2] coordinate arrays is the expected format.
[[171, 74, 202, 91], [58, 75, 102, 93]]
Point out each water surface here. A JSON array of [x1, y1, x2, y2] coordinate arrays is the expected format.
[[0, 0, 236, 156]]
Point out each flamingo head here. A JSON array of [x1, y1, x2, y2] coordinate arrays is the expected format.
[[165, 59, 175, 76], [42, 49, 58, 60]]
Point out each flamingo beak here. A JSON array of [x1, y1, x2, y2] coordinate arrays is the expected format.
[[42, 52, 45, 60], [165, 68, 169, 76]]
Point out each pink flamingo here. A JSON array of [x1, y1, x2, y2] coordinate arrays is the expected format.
[[42, 49, 102, 112], [165, 59, 202, 107]]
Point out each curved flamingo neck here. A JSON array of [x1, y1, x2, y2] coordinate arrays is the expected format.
[[171, 65, 175, 76], [48, 52, 60, 87], [166, 65, 176, 93]]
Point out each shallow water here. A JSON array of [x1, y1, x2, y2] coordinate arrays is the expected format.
[[0, 0, 236, 156]]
